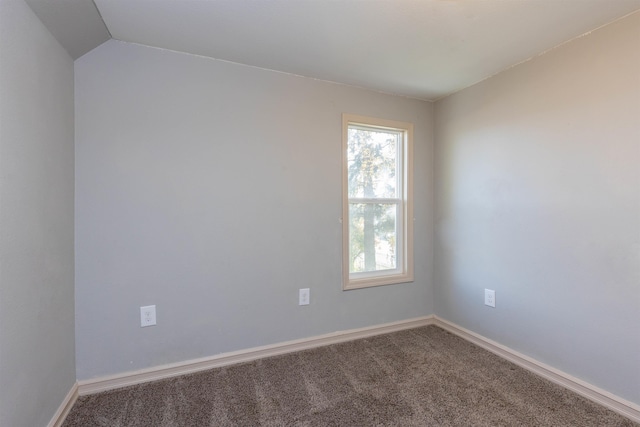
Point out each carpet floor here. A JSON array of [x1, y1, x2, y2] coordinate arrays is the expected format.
[[63, 325, 637, 426]]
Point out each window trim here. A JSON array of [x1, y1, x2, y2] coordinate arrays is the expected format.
[[342, 114, 414, 290]]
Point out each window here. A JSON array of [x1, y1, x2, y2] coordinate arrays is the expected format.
[[342, 114, 413, 290]]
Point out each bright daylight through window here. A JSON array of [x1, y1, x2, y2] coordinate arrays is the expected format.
[[342, 114, 413, 290]]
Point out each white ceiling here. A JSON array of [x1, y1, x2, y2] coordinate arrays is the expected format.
[[27, 0, 640, 101], [25, 0, 110, 59]]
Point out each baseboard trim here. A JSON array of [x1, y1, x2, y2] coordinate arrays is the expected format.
[[433, 316, 640, 423], [47, 382, 78, 427], [78, 315, 435, 395]]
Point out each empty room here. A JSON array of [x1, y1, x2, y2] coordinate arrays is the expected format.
[[1, 0, 639, 425]]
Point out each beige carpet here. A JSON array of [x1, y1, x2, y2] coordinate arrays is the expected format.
[[63, 326, 637, 426]]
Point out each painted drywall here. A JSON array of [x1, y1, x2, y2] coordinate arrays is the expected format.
[[0, 0, 76, 425], [75, 40, 434, 380], [435, 12, 640, 404]]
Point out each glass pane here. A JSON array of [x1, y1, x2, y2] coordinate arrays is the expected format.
[[347, 126, 399, 199], [349, 203, 397, 273]]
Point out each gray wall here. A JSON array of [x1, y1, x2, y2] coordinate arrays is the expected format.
[[435, 12, 640, 405], [75, 40, 434, 380], [0, 0, 76, 425]]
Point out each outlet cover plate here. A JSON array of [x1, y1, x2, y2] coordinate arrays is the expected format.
[[299, 288, 310, 306], [484, 289, 496, 308], [141, 305, 157, 327]]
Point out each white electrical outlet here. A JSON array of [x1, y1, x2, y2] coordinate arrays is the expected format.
[[299, 288, 310, 306], [140, 305, 156, 327], [484, 289, 496, 308]]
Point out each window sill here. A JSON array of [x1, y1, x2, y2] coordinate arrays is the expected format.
[[343, 273, 414, 290]]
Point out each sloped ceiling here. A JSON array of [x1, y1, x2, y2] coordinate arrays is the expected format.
[[26, 0, 640, 100], [25, 0, 110, 59]]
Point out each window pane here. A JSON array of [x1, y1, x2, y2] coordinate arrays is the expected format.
[[347, 127, 399, 199], [348, 203, 397, 273]]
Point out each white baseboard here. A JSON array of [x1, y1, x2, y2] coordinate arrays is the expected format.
[[47, 382, 78, 427], [433, 316, 640, 424], [78, 315, 435, 395]]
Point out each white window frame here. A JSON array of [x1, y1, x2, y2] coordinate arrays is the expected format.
[[342, 114, 414, 290]]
